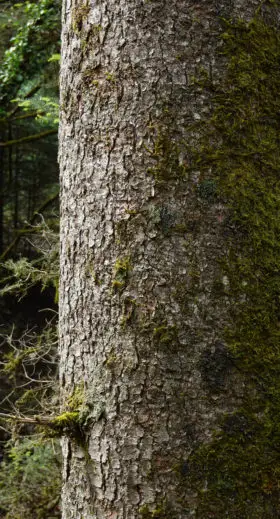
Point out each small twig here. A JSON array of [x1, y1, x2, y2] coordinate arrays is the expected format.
[[0, 411, 54, 426], [0, 192, 58, 260]]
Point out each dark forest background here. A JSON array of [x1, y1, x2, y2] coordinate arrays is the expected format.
[[0, 1, 61, 517]]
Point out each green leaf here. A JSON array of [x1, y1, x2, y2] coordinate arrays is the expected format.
[[48, 53, 61, 62]]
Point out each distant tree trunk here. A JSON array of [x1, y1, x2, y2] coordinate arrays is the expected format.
[[59, 1, 280, 518]]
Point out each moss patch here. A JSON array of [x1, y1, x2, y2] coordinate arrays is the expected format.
[[48, 384, 91, 442], [112, 256, 131, 291], [71, 2, 90, 34], [146, 123, 187, 182], [51, 411, 80, 430], [139, 502, 176, 519], [199, 340, 234, 392], [153, 323, 179, 350], [187, 2, 280, 516]]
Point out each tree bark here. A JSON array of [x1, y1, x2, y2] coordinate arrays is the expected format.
[[59, 1, 277, 518]]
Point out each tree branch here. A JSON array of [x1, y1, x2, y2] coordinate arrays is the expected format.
[[0, 128, 57, 147], [0, 191, 59, 260], [0, 411, 53, 426], [6, 83, 42, 119], [0, 111, 45, 124]]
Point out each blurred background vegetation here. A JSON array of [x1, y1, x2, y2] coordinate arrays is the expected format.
[[0, 1, 61, 517]]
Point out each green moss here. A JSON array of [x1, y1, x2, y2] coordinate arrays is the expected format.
[[85, 262, 103, 284], [2, 351, 22, 376], [172, 223, 188, 233], [139, 505, 164, 518], [47, 384, 91, 442], [139, 502, 176, 519], [105, 71, 115, 82], [112, 279, 124, 290], [2, 347, 38, 378], [66, 383, 85, 411], [51, 411, 80, 428], [112, 279, 125, 290], [71, 2, 90, 34], [153, 323, 178, 350], [16, 388, 37, 408], [104, 353, 117, 368], [146, 124, 187, 182], [82, 69, 100, 88], [199, 341, 234, 392], [197, 179, 217, 202], [112, 256, 131, 291], [44, 411, 82, 441], [186, 3, 280, 516]]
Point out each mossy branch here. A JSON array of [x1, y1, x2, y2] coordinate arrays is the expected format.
[[0, 411, 81, 435], [0, 128, 57, 148]]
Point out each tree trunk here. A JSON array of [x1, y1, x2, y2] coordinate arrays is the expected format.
[[59, 1, 280, 518]]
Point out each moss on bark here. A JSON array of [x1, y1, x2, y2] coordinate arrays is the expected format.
[[186, 2, 280, 516]]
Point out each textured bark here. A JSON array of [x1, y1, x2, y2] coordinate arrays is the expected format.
[[59, 1, 260, 518]]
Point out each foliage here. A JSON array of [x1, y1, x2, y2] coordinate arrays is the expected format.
[[0, 2, 61, 518], [0, 220, 59, 300], [0, 0, 60, 254], [0, 0, 60, 95], [12, 93, 59, 126], [0, 437, 61, 518]]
